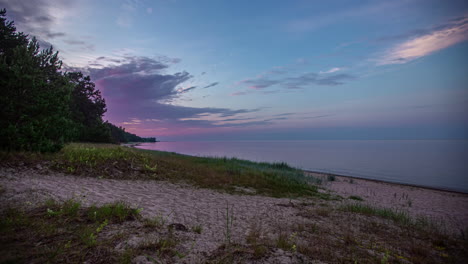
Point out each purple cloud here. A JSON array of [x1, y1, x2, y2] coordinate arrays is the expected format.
[[71, 55, 262, 133]]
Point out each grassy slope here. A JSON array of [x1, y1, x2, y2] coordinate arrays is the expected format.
[[2, 143, 325, 198]]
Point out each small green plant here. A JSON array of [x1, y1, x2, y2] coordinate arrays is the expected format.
[[381, 250, 390, 264], [80, 227, 98, 247], [80, 219, 108, 247], [327, 175, 336, 181], [144, 215, 166, 229], [253, 244, 268, 258], [349, 195, 364, 201], [192, 225, 202, 234], [45, 198, 81, 218], [62, 199, 81, 217], [96, 219, 108, 233], [144, 163, 157, 172], [289, 232, 298, 252], [276, 232, 288, 249], [47, 208, 61, 217]]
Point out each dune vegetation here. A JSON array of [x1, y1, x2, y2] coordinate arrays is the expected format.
[[2, 143, 325, 198]]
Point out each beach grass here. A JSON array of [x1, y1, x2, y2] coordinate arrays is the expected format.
[[1, 143, 325, 198], [136, 147, 326, 198], [341, 203, 412, 225], [340, 202, 447, 233], [0, 199, 186, 263]]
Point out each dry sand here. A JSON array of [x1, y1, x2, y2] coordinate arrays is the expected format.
[[1, 167, 467, 263]]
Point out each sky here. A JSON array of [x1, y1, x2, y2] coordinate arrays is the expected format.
[[1, 0, 468, 140]]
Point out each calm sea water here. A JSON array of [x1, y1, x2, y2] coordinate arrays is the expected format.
[[136, 140, 468, 193]]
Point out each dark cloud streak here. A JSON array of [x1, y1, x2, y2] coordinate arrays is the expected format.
[[240, 72, 355, 92], [203, 82, 219, 89]]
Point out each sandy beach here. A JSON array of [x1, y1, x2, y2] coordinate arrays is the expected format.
[[308, 172, 468, 233], [1, 165, 467, 263]]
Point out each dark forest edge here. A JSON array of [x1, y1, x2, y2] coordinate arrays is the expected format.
[[0, 9, 155, 152]]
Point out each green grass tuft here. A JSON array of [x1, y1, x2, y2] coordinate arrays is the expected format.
[[87, 201, 141, 223], [192, 225, 203, 234], [348, 195, 364, 201], [53, 143, 159, 178], [341, 203, 412, 225]]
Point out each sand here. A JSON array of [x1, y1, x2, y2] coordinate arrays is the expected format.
[[0, 167, 300, 263], [1, 167, 467, 263], [308, 172, 468, 233]]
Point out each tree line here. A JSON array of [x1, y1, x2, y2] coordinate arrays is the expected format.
[[0, 9, 156, 152]]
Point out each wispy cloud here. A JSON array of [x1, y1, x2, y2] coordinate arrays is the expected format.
[[63, 39, 95, 51], [243, 79, 280, 90], [177, 86, 197, 94], [230, 91, 251, 96], [378, 15, 468, 65], [319, 67, 342, 74]]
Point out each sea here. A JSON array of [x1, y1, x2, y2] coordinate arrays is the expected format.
[[135, 140, 468, 193]]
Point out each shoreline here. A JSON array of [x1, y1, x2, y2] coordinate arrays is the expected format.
[[130, 144, 468, 195], [304, 169, 468, 195]]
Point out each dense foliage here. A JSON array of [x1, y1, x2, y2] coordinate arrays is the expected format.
[[0, 9, 155, 152], [106, 123, 156, 143]]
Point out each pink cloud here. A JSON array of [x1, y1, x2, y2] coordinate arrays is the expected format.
[[379, 15, 468, 65]]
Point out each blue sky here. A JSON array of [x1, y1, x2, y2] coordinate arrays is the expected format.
[[2, 0, 467, 140]]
